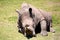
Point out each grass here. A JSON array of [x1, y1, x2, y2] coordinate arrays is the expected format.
[[0, 0, 60, 40]]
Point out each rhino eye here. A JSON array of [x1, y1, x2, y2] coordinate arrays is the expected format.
[[25, 25, 29, 27]]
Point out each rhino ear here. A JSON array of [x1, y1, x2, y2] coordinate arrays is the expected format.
[[29, 8, 33, 18], [16, 9, 21, 15]]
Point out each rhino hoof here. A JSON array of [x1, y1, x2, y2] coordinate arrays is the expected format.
[[40, 31, 48, 36]]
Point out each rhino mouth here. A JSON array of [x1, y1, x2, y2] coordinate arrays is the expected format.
[[26, 29, 33, 37]]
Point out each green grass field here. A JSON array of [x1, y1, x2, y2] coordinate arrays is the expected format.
[[0, 0, 60, 40]]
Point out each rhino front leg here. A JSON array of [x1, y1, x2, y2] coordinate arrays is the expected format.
[[40, 20, 48, 36]]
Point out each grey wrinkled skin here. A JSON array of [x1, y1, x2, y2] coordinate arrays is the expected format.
[[16, 3, 36, 37]]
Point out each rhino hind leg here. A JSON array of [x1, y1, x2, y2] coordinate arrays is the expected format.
[[46, 20, 50, 32], [50, 21, 55, 33], [46, 20, 55, 33], [50, 27, 55, 33]]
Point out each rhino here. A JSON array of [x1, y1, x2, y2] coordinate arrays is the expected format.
[[16, 3, 55, 36]]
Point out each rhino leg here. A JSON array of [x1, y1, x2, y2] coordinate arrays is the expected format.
[[50, 21, 55, 33], [40, 20, 48, 36]]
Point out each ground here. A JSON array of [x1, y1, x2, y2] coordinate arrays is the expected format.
[[0, 0, 60, 40]]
